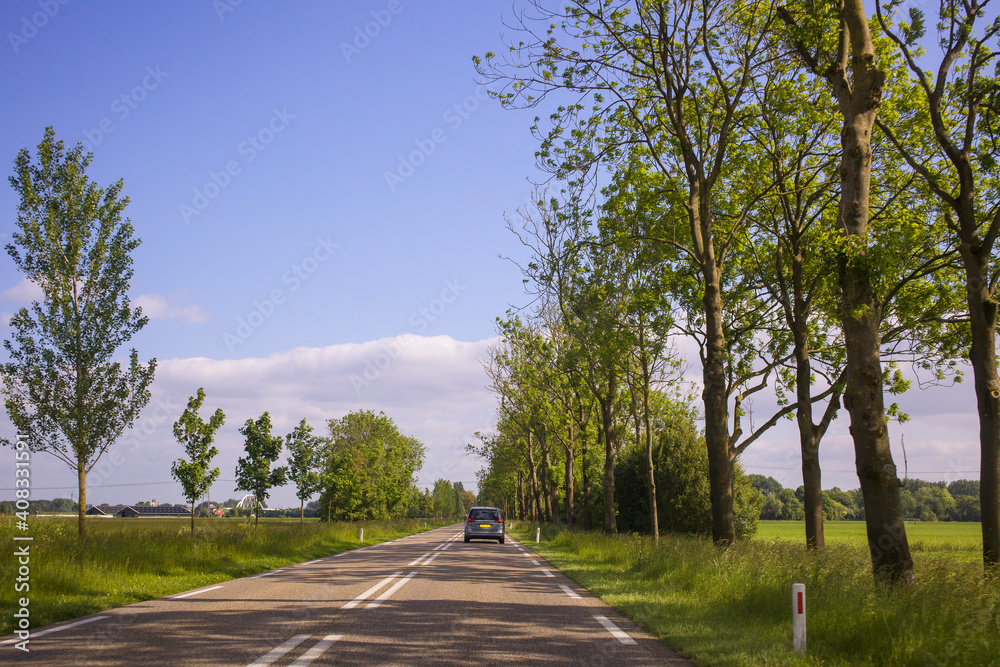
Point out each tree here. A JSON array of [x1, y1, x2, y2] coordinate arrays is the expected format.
[[235, 412, 287, 528], [286, 418, 324, 523], [1, 127, 156, 539], [872, 0, 1000, 572], [778, 0, 916, 583], [170, 388, 225, 535], [319, 410, 425, 521]]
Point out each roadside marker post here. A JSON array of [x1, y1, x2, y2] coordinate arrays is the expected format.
[[536, 527, 540, 543], [792, 583, 806, 655], [360, 528, 364, 542]]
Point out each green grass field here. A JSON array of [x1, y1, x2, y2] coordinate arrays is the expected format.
[[0, 516, 444, 636], [511, 522, 999, 667], [756, 520, 984, 563]]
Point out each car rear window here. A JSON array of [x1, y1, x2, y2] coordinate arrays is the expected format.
[[470, 509, 499, 521]]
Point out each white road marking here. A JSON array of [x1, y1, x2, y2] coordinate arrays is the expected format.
[[302, 559, 323, 565], [0, 615, 109, 646], [540, 569, 555, 577], [251, 569, 285, 579], [407, 551, 432, 566], [594, 615, 637, 645], [342, 572, 401, 609], [171, 585, 224, 599], [530, 559, 540, 565], [247, 633, 310, 666], [423, 552, 441, 565], [522, 552, 533, 557], [288, 634, 343, 666], [559, 584, 582, 599], [366, 570, 418, 609]]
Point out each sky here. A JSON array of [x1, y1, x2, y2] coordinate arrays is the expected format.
[[0, 0, 984, 509]]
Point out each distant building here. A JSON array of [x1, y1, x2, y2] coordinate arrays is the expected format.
[[85, 504, 189, 518]]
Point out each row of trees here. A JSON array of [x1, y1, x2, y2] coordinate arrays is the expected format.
[[475, 0, 999, 580], [751, 475, 983, 522], [474, 319, 764, 540], [170, 394, 429, 529]]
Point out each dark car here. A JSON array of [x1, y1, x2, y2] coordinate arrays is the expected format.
[[464, 506, 505, 543]]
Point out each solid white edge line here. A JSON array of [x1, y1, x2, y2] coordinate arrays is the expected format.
[[594, 615, 638, 645], [288, 634, 344, 667], [407, 551, 432, 566], [366, 570, 418, 609], [0, 615, 110, 645], [540, 569, 555, 577], [342, 572, 401, 609], [559, 584, 581, 599], [247, 633, 311, 667], [251, 569, 285, 579], [171, 585, 225, 599], [423, 552, 441, 565], [530, 559, 540, 565]]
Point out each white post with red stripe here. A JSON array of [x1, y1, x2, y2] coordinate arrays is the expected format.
[[792, 583, 806, 655], [536, 527, 540, 543]]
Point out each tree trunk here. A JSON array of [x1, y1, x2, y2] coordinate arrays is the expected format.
[[793, 304, 825, 550], [640, 345, 658, 542], [526, 433, 543, 520], [191, 502, 196, 536], [565, 421, 575, 527], [703, 265, 735, 545], [77, 455, 87, 540], [964, 253, 1000, 570], [600, 371, 617, 535], [582, 430, 592, 530], [517, 469, 525, 520], [300, 499, 305, 524]]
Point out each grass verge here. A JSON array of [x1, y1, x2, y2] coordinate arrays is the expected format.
[[1, 516, 444, 636], [511, 525, 999, 666]]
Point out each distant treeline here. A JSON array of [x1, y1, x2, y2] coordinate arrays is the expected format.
[[749, 476, 981, 522]]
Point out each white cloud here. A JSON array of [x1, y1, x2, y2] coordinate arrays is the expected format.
[[0, 334, 499, 507], [1, 278, 43, 303], [134, 293, 211, 324]]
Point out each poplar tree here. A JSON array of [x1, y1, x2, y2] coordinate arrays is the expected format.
[[171, 388, 225, 535], [2, 127, 156, 539], [235, 412, 287, 528]]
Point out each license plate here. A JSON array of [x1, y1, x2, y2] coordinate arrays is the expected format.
[[479, 524, 491, 528]]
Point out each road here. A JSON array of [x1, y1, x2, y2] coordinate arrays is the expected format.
[[2, 525, 693, 665]]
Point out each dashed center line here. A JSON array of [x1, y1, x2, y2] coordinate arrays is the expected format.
[[408, 551, 433, 566], [247, 634, 310, 666], [367, 570, 418, 609], [530, 559, 540, 565], [289, 634, 343, 666], [540, 569, 555, 577], [423, 552, 441, 565], [594, 615, 637, 645], [342, 572, 402, 609]]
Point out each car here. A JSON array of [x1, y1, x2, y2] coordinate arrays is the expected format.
[[464, 506, 505, 544]]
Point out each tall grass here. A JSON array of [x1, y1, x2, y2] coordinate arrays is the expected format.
[[513, 526, 1000, 666], [0, 517, 440, 635]]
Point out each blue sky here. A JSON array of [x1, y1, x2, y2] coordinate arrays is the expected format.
[[0, 0, 983, 508]]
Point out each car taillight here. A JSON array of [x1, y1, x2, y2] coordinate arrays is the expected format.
[[465, 517, 473, 522], [497, 518, 504, 523]]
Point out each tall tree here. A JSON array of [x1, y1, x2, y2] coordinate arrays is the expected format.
[[2, 127, 156, 539], [235, 412, 288, 528], [286, 418, 324, 523], [171, 388, 225, 535], [778, 0, 914, 582], [873, 0, 1000, 572]]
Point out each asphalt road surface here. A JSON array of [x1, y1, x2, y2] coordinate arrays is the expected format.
[[2, 525, 693, 665]]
